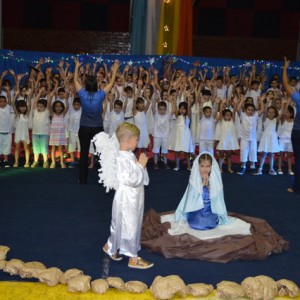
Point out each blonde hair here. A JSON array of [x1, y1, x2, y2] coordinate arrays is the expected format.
[[116, 122, 140, 142]]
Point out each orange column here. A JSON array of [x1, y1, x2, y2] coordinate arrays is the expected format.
[[177, 0, 193, 56]]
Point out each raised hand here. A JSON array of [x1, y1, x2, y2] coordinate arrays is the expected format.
[[193, 61, 200, 67], [17, 73, 26, 81], [58, 60, 64, 68], [111, 61, 120, 74], [1, 70, 8, 77], [73, 57, 82, 67], [38, 57, 45, 65], [283, 57, 290, 70]]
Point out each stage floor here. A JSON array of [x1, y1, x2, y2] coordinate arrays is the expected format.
[[0, 163, 299, 291]]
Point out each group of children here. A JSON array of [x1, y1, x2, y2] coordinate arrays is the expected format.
[[101, 63, 297, 175], [0, 60, 298, 175], [0, 58, 297, 270]]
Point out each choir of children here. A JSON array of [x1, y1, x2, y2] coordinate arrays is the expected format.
[[0, 60, 297, 175]]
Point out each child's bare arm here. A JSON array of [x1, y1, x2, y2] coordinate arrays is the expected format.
[[217, 98, 226, 121], [34, 90, 42, 110], [257, 95, 266, 117], [144, 97, 151, 112], [0, 70, 8, 93], [11, 89, 19, 115], [186, 92, 192, 119], [73, 58, 83, 92], [236, 95, 245, 116], [8, 69, 18, 91], [123, 97, 128, 113], [282, 57, 294, 97]]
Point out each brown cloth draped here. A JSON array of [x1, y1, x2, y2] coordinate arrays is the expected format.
[[141, 209, 289, 263]]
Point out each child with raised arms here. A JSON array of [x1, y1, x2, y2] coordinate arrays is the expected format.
[[0, 90, 12, 168], [68, 97, 82, 168], [122, 86, 135, 124], [236, 95, 264, 175], [198, 97, 218, 156], [255, 101, 281, 175], [12, 91, 31, 168], [31, 88, 50, 168], [168, 94, 194, 171], [133, 82, 151, 154], [107, 98, 127, 137], [152, 97, 176, 169], [216, 98, 239, 173], [277, 100, 294, 175], [48, 93, 69, 168]]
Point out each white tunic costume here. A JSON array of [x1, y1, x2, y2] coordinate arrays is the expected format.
[[168, 115, 194, 153], [278, 120, 294, 152], [258, 118, 280, 153], [191, 102, 200, 145], [216, 119, 239, 151], [15, 115, 30, 144], [134, 111, 150, 148], [108, 111, 124, 137], [143, 98, 154, 135], [107, 151, 149, 257], [152, 112, 170, 154]]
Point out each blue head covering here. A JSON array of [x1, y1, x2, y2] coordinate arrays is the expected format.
[[174, 152, 229, 225]]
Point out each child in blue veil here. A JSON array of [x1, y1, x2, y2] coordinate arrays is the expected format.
[[175, 152, 229, 230]]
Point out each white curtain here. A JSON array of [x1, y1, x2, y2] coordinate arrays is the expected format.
[[145, 0, 161, 55]]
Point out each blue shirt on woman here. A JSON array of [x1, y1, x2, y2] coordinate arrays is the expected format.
[[78, 88, 106, 127], [292, 92, 300, 131]]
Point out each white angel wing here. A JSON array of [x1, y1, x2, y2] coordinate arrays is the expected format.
[[92, 132, 119, 192]]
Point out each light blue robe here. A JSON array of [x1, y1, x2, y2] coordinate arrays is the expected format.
[[175, 152, 229, 226]]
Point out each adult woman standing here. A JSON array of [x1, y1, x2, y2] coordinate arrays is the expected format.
[[74, 58, 119, 184], [282, 57, 300, 194]]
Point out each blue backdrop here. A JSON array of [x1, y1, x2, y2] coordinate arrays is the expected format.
[[0, 49, 299, 84]]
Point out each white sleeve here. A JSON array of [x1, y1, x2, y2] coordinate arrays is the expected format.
[[117, 159, 145, 188]]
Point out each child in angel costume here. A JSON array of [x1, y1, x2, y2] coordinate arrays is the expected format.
[[93, 122, 154, 269]]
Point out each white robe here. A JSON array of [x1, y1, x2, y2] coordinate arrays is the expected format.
[[107, 151, 149, 257]]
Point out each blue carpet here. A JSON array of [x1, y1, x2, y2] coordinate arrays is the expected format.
[[0, 165, 299, 286]]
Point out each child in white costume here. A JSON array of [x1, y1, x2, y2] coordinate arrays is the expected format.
[[168, 96, 194, 170], [31, 93, 50, 168], [106, 99, 127, 137], [277, 103, 294, 175], [68, 98, 82, 167], [12, 93, 31, 168], [0, 93, 12, 167], [93, 122, 153, 269], [198, 99, 218, 156], [216, 99, 239, 173], [152, 99, 175, 169], [236, 96, 264, 175], [255, 105, 281, 175], [190, 93, 200, 146], [133, 97, 151, 152]]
